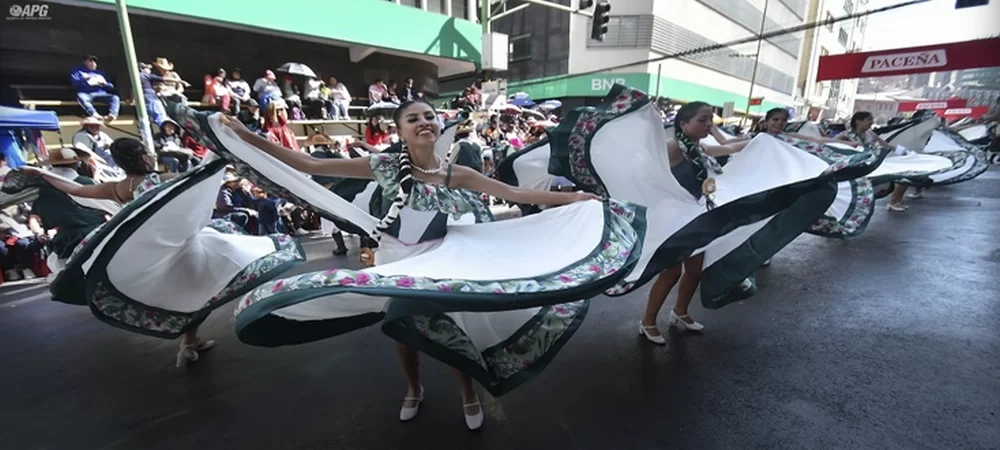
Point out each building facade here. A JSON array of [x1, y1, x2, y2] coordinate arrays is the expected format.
[[487, 0, 807, 114], [794, 0, 868, 121]]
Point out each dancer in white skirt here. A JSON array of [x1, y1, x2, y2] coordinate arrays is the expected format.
[[220, 99, 605, 430]]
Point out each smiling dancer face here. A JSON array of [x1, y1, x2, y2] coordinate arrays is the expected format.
[[394, 100, 441, 151], [764, 108, 790, 134]]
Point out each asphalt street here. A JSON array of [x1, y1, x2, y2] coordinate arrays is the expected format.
[[1, 169, 998, 450]]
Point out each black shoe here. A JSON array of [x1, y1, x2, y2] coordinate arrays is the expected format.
[[332, 247, 348, 256]]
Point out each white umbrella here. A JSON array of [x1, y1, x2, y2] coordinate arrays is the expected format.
[[276, 62, 317, 79]]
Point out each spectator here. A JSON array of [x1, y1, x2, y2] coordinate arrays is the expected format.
[[213, 172, 254, 230], [386, 81, 402, 104], [1, 223, 42, 281], [0, 152, 9, 181], [72, 117, 115, 168], [153, 119, 192, 172], [397, 77, 416, 102], [203, 68, 231, 112], [323, 76, 351, 119], [253, 70, 282, 110], [302, 75, 325, 119], [227, 68, 252, 113], [281, 76, 302, 109], [262, 99, 299, 151], [237, 98, 263, 134], [364, 116, 390, 147], [452, 88, 472, 110], [151, 58, 188, 102], [69, 54, 120, 122], [138, 62, 172, 126], [368, 78, 388, 105]]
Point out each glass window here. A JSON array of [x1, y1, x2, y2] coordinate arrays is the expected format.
[[427, 0, 446, 14], [400, 0, 419, 7], [451, 0, 467, 19], [509, 34, 532, 62]]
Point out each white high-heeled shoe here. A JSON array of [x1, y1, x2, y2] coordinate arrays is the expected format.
[[399, 385, 424, 421], [669, 309, 704, 332], [463, 395, 484, 430], [175, 339, 215, 368], [638, 321, 666, 345]]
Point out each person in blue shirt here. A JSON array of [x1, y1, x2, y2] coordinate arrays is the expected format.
[[69, 54, 120, 121]]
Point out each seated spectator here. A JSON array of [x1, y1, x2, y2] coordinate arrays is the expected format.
[[70, 54, 120, 122], [386, 81, 402, 104], [263, 99, 299, 151], [237, 98, 263, 134], [1, 222, 42, 281], [368, 79, 389, 105], [72, 117, 115, 168], [253, 70, 282, 110], [397, 78, 416, 103], [153, 119, 192, 172], [138, 62, 172, 126], [227, 68, 252, 113], [323, 76, 351, 119], [281, 76, 304, 120], [302, 75, 325, 119], [202, 69, 231, 112], [364, 116, 390, 147], [151, 57, 188, 103], [213, 173, 254, 230]]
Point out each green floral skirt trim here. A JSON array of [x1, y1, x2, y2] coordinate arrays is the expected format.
[[234, 200, 646, 395]]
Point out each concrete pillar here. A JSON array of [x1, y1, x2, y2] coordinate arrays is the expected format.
[[444, 0, 453, 16], [468, 0, 477, 21]]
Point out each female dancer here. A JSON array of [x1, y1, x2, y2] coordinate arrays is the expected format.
[[222, 99, 599, 429], [836, 111, 908, 212], [639, 101, 748, 343], [26, 138, 216, 362]]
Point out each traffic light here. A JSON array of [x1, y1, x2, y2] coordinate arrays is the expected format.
[[591, 1, 611, 41], [955, 0, 989, 8]]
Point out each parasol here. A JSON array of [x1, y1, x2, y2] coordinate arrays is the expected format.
[[276, 62, 317, 79]]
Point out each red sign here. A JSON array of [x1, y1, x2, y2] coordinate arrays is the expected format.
[[816, 38, 1000, 81], [749, 97, 764, 106], [942, 106, 989, 119], [897, 98, 967, 112]]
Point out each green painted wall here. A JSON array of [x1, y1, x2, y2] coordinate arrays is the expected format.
[[80, 0, 481, 62]]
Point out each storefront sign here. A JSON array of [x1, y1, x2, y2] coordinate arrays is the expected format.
[[898, 99, 967, 112], [816, 38, 1000, 81]]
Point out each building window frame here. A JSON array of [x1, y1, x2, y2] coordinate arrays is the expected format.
[[509, 33, 533, 63]]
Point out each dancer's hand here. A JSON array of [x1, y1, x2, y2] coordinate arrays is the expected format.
[[220, 114, 249, 135], [570, 191, 603, 203]]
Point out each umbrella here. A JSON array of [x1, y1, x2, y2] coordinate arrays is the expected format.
[[0, 105, 59, 130], [538, 100, 562, 111], [508, 95, 535, 108], [522, 109, 545, 119], [276, 62, 317, 79], [365, 102, 399, 117]]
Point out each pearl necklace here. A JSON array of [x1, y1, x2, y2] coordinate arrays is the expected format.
[[410, 154, 444, 174]]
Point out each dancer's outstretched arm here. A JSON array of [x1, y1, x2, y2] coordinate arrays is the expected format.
[[223, 115, 374, 179], [450, 165, 600, 206], [24, 168, 117, 201]]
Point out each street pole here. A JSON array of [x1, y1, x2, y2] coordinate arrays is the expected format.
[[481, 0, 491, 33], [114, 0, 154, 155], [655, 64, 662, 99], [742, 0, 770, 129]]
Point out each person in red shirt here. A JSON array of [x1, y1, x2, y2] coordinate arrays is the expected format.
[[263, 98, 299, 151], [364, 115, 389, 147]]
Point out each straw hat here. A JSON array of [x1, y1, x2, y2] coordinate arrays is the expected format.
[[304, 133, 334, 147], [80, 116, 104, 127], [47, 147, 81, 166], [152, 57, 174, 71]]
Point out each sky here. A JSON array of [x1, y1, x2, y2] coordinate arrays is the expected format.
[[862, 0, 1000, 50]]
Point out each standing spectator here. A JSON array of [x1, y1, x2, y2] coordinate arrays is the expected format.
[[151, 58, 187, 102], [253, 70, 282, 110], [324, 76, 351, 119], [262, 99, 299, 151], [138, 62, 169, 126], [397, 78, 416, 102], [69, 54, 120, 122], [72, 117, 115, 168], [368, 78, 388, 105], [227, 68, 252, 113]]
